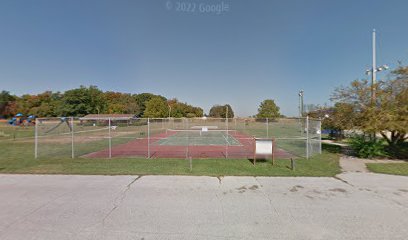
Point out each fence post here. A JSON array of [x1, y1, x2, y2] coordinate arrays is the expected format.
[[147, 118, 150, 159], [306, 116, 309, 159], [71, 117, 74, 159], [108, 118, 112, 159], [266, 118, 269, 138], [318, 118, 322, 154], [186, 118, 190, 159], [34, 118, 38, 159]]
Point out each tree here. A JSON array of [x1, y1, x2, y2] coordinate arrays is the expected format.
[[134, 93, 166, 117], [0, 91, 16, 118], [308, 103, 356, 139], [58, 86, 106, 116], [105, 92, 140, 115], [143, 97, 168, 118], [29, 91, 62, 117], [331, 65, 408, 149], [168, 99, 204, 118], [256, 99, 280, 119], [209, 104, 234, 118]]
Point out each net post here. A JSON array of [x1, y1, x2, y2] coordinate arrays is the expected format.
[[71, 117, 74, 159], [147, 118, 150, 159], [306, 116, 309, 159], [108, 117, 112, 159], [34, 118, 38, 159]]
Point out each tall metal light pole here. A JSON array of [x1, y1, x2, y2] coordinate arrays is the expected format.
[[372, 29, 376, 101], [298, 90, 304, 117], [366, 29, 389, 104]]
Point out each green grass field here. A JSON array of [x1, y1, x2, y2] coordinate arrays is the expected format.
[[366, 163, 408, 176], [0, 120, 336, 176], [0, 137, 340, 176]]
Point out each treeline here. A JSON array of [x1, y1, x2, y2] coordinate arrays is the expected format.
[[0, 86, 204, 118]]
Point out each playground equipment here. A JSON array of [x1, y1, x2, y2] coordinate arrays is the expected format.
[[8, 114, 36, 126]]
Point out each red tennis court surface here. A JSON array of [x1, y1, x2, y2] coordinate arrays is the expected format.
[[84, 131, 295, 159]]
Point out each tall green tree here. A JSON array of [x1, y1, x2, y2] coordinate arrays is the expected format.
[[168, 98, 204, 118], [143, 97, 168, 118], [58, 86, 106, 116], [256, 99, 280, 119], [134, 93, 166, 117], [209, 104, 234, 118]]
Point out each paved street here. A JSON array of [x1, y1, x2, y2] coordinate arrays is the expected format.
[[0, 173, 407, 240]]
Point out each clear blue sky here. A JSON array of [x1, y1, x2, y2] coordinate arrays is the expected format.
[[1, 0, 407, 117]]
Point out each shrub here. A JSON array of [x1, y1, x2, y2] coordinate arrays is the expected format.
[[349, 136, 388, 159]]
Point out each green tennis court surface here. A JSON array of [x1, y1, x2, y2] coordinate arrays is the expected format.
[[153, 130, 242, 146]]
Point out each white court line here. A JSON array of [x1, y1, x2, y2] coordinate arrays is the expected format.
[[158, 137, 171, 145], [222, 133, 231, 146]]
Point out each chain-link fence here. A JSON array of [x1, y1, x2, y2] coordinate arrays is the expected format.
[[35, 117, 321, 159]]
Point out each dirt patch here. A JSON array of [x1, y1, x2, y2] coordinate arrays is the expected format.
[[290, 185, 304, 192], [248, 185, 259, 190], [305, 195, 314, 200]]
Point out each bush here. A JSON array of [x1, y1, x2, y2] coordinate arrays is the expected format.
[[386, 142, 408, 159], [349, 136, 388, 159]]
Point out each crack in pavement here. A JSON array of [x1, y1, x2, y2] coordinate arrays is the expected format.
[[333, 175, 354, 187], [214, 176, 226, 227], [254, 177, 280, 217], [102, 176, 143, 226], [216, 176, 223, 185]]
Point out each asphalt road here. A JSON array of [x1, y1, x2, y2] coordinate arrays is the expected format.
[[0, 173, 407, 240]]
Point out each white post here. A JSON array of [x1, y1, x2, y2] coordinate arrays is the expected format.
[[34, 118, 38, 159], [266, 118, 269, 138], [318, 118, 322, 154], [306, 116, 309, 159], [372, 29, 376, 101], [71, 117, 74, 159], [108, 118, 112, 159], [226, 107, 229, 159], [147, 118, 150, 159], [186, 118, 189, 159]]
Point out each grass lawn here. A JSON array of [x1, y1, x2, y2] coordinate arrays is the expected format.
[[0, 139, 340, 177], [366, 163, 408, 176]]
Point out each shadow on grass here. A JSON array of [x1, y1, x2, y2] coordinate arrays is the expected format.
[[322, 143, 342, 154], [386, 142, 408, 159]]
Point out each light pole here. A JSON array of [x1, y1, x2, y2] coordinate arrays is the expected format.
[[365, 29, 389, 104], [298, 90, 304, 118]]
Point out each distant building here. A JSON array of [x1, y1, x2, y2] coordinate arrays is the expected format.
[[80, 114, 137, 120]]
